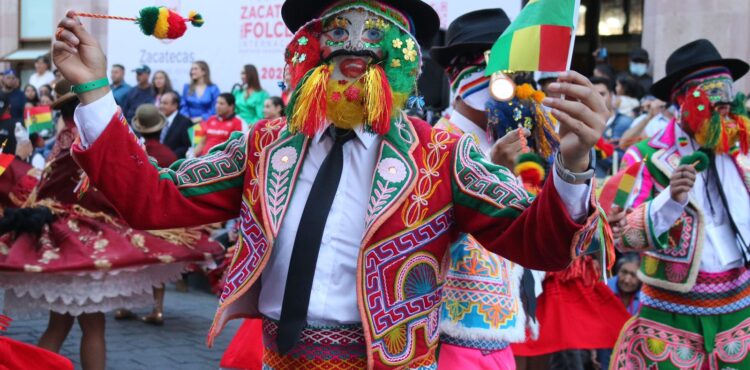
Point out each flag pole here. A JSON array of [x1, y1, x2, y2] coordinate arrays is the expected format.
[[561, 0, 581, 102], [566, 0, 582, 72]]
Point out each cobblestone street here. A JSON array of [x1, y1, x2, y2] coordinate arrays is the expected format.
[[2, 284, 241, 369]]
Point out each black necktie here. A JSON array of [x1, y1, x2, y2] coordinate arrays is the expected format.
[[276, 127, 355, 354]]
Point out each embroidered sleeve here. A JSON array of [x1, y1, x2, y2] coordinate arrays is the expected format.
[[72, 111, 250, 230], [449, 135, 602, 271]]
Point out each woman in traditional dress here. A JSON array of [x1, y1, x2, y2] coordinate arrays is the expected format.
[[0, 80, 221, 370]]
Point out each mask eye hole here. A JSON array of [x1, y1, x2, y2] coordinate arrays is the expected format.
[[362, 28, 384, 44], [327, 27, 349, 43]]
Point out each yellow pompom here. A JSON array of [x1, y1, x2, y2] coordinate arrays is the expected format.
[[532, 90, 546, 104], [153, 7, 171, 39], [515, 83, 535, 100]]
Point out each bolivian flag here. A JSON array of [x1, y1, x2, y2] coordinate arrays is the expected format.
[[0, 153, 14, 177], [24, 106, 53, 135], [187, 123, 205, 146], [487, 0, 580, 73], [599, 161, 642, 212]]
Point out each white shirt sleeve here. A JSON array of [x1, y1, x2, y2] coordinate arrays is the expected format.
[[551, 164, 593, 223], [73, 92, 118, 149], [648, 186, 687, 237]]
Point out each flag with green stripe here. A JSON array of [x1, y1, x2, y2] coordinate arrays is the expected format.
[[599, 160, 642, 212], [24, 106, 54, 135], [486, 0, 580, 74]]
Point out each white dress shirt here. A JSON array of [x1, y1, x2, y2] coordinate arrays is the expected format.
[[649, 125, 750, 273], [74, 92, 592, 325]]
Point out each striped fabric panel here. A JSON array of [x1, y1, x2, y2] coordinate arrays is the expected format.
[[642, 267, 750, 315]]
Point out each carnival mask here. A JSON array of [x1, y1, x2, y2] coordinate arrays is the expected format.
[[676, 68, 750, 154], [283, 1, 422, 136]]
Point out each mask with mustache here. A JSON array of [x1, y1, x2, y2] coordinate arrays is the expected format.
[[284, 1, 422, 136]]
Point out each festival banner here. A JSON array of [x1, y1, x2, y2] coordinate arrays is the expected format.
[[107, 0, 521, 96]]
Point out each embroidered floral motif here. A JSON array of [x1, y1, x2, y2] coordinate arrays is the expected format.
[[130, 234, 148, 253], [93, 239, 109, 252], [39, 250, 60, 264], [67, 219, 80, 232], [391, 58, 402, 68], [402, 47, 417, 62], [248, 118, 284, 206], [271, 146, 298, 173], [158, 255, 175, 264], [392, 38, 403, 48], [378, 158, 407, 184], [402, 130, 453, 227], [24, 264, 42, 272], [94, 259, 112, 270], [365, 145, 413, 230]]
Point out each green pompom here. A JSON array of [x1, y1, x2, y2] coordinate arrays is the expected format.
[[191, 13, 204, 28], [679, 151, 710, 172], [517, 152, 545, 166], [138, 6, 161, 36]]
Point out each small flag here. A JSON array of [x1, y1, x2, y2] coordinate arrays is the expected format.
[[599, 161, 642, 212], [486, 0, 580, 74], [0, 153, 14, 177], [595, 137, 615, 159], [24, 106, 54, 135], [187, 124, 205, 146]]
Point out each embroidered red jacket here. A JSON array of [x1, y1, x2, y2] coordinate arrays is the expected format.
[[73, 111, 600, 369]]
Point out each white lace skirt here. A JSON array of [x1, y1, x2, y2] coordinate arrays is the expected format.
[[1, 263, 186, 318]]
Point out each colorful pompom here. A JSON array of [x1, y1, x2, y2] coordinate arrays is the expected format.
[[138, 6, 202, 39], [514, 152, 546, 195], [71, 7, 203, 41], [679, 151, 709, 172], [515, 83, 535, 100]]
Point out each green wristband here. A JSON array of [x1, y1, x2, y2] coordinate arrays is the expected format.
[[72, 77, 109, 94]]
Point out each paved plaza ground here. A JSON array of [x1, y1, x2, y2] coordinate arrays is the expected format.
[[2, 284, 242, 369]]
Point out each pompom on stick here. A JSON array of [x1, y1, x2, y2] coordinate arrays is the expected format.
[[72, 7, 203, 40], [679, 151, 710, 172]]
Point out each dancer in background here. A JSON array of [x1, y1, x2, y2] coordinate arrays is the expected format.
[[0, 80, 220, 370]]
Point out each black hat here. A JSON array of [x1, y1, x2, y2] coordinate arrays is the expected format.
[[629, 48, 649, 62], [132, 65, 151, 75], [430, 9, 511, 69], [280, 0, 439, 45], [651, 39, 749, 101]]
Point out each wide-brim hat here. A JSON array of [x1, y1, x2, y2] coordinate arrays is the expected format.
[[132, 104, 166, 134], [51, 79, 79, 110], [430, 8, 511, 69], [651, 39, 749, 101], [281, 0, 439, 45]]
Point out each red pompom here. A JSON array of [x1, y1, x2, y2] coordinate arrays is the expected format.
[[680, 87, 712, 135], [165, 10, 187, 39]]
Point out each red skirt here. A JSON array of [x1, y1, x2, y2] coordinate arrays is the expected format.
[[511, 257, 630, 356], [0, 202, 222, 317]]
